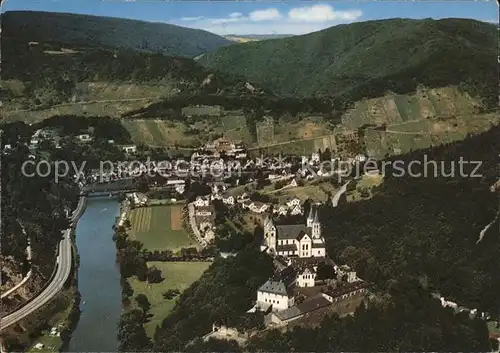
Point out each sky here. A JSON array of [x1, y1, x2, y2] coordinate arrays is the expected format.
[[1, 0, 498, 35]]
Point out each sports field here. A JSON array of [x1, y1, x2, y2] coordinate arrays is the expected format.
[[129, 261, 211, 336], [129, 205, 198, 251]]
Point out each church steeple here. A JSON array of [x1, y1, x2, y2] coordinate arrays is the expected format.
[[312, 208, 321, 239], [306, 205, 314, 227]]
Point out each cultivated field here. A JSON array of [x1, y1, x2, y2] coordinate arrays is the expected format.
[[364, 113, 500, 159], [129, 205, 197, 252], [341, 86, 482, 129], [129, 261, 211, 336], [122, 119, 200, 147]]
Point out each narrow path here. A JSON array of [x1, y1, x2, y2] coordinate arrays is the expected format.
[[247, 133, 336, 151], [2, 97, 161, 114], [476, 210, 500, 244], [331, 181, 350, 207], [385, 130, 428, 135]]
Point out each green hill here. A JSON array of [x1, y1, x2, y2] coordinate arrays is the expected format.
[[198, 18, 497, 108], [1, 11, 233, 57]]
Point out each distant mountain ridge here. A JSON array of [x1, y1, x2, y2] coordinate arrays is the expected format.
[[1, 10, 233, 57], [199, 18, 497, 108]]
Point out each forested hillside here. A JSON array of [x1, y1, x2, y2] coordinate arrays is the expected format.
[[322, 125, 500, 314], [0, 130, 79, 313], [1, 37, 267, 109], [1, 11, 232, 57], [199, 18, 497, 108]]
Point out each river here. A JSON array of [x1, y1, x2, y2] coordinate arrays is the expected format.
[[66, 197, 122, 352]]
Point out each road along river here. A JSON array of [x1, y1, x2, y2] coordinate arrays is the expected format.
[[65, 197, 122, 352]]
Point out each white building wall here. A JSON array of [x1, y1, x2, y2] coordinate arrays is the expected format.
[[297, 273, 315, 288], [257, 291, 289, 311], [313, 247, 326, 257], [299, 236, 312, 258]]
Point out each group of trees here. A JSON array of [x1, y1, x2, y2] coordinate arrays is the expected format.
[[143, 246, 216, 261], [1, 123, 80, 283], [113, 225, 164, 284], [152, 247, 274, 351]]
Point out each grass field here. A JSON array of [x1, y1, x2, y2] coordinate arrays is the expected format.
[[347, 173, 384, 202], [129, 261, 211, 336], [129, 205, 197, 252]]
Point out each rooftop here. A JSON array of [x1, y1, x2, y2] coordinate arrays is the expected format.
[[277, 244, 297, 252], [274, 295, 332, 321], [259, 279, 294, 297], [276, 224, 308, 240], [323, 281, 368, 299]]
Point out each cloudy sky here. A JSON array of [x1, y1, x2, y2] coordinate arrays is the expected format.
[[2, 0, 498, 35]]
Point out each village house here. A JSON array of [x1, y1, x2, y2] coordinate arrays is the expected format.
[[335, 265, 358, 283], [287, 178, 298, 188], [262, 206, 326, 258], [166, 179, 185, 186], [222, 195, 235, 206], [249, 202, 270, 214], [121, 145, 137, 154], [175, 185, 185, 194], [321, 280, 369, 304], [76, 133, 92, 142], [194, 196, 210, 208], [256, 279, 295, 312], [286, 198, 301, 208], [255, 266, 296, 312], [274, 205, 288, 216], [290, 205, 303, 216], [311, 153, 320, 163], [296, 266, 317, 288], [265, 294, 332, 327], [236, 193, 250, 203], [195, 207, 212, 217]]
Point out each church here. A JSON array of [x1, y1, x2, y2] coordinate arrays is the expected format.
[[261, 206, 326, 258]]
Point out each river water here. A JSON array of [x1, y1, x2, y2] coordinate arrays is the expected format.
[[66, 197, 122, 352]]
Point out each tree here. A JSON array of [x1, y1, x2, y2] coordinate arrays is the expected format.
[[316, 263, 336, 280], [117, 309, 152, 352], [147, 266, 164, 283], [135, 294, 151, 314]]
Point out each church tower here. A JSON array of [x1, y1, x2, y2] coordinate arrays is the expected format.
[[312, 209, 321, 239], [264, 216, 277, 253], [306, 205, 314, 228]]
